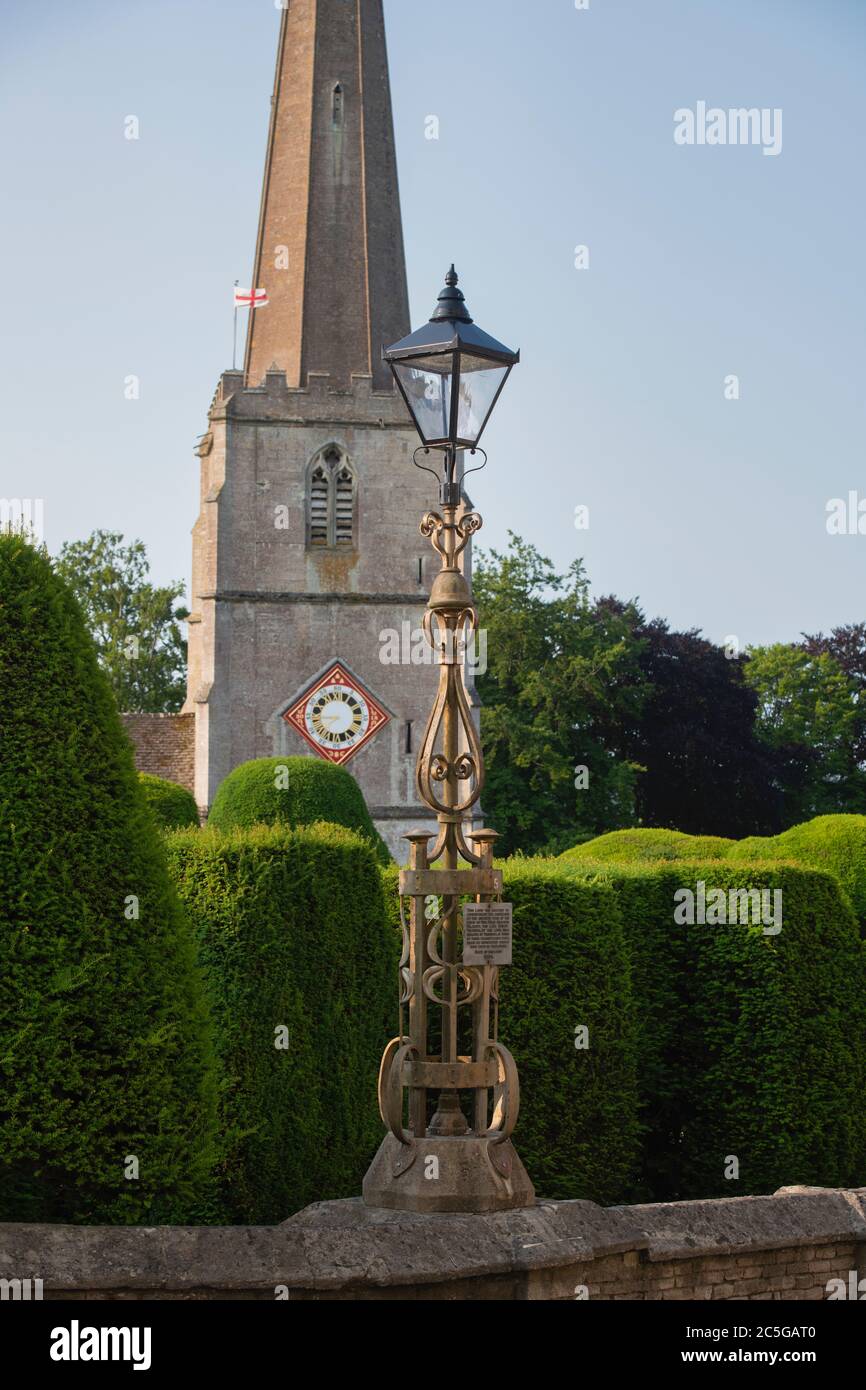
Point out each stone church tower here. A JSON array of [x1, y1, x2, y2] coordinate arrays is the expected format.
[[183, 0, 453, 856]]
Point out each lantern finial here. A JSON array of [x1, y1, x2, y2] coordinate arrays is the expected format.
[[430, 265, 473, 324]]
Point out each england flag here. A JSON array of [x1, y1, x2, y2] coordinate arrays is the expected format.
[[234, 287, 269, 310]]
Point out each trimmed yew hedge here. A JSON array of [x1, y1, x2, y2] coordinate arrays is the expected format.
[[563, 857, 866, 1200], [560, 827, 734, 865], [681, 862, 866, 1198], [166, 823, 393, 1223], [498, 862, 640, 1202], [559, 860, 688, 1201], [208, 756, 390, 864], [139, 773, 200, 830], [562, 816, 866, 931], [727, 815, 866, 927], [0, 535, 217, 1224]]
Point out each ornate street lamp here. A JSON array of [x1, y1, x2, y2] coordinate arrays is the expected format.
[[384, 265, 519, 506], [363, 269, 534, 1213]]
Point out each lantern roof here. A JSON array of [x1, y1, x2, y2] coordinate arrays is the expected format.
[[383, 267, 520, 365]]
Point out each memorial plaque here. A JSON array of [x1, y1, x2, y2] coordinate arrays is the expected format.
[[462, 902, 513, 966]]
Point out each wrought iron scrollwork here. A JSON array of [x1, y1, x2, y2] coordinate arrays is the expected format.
[[416, 606, 484, 817], [374, 489, 522, 1177]]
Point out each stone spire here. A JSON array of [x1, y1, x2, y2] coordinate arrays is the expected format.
[[244, 0, 410, 391]]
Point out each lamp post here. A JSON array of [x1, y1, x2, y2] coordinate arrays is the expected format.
[[362, 268, 535, 1213]]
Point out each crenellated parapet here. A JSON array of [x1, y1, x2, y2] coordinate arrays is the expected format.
[[209, 369, 412, 428]]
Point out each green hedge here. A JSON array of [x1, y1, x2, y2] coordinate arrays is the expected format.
[[166, 822, 393, 1223], [139, 773, 200, 830], [208, 756, 390, 864], [498, 862, 640, 1202], [563, 816, 866, 930], [563, 857, 866, 1200], [725, 815, 866, 926], [379, 861, 640, 1204], [559, 859, 688, 1200], [0, 534, 217, 1223], [560, 827, 734, 864]]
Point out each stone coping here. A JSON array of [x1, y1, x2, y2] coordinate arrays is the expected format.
[[2, 1187, 865, 1296], [629, 1187, 866, 1261]]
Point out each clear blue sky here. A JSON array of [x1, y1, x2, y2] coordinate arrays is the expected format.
[[1, 0, 863, 646]]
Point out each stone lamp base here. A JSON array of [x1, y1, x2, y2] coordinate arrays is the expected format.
[[363, 1134, 536, 1215]]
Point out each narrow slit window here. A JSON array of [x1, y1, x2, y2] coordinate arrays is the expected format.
[[332, 84, 344, 127]]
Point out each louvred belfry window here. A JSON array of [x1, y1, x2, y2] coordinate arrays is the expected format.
[[335, 466, 354, 545], [307, 447, 356, 549], [309, 465, 329, 546]]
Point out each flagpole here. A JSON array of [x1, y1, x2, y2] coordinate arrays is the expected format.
[[233, 279, 240, 370]]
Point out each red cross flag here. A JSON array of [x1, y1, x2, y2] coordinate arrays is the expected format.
[[234, 287, 269, 309]]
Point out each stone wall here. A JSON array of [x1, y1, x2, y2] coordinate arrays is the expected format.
[[3, 1187, 866, 1301], [121, 713, 196, 796]]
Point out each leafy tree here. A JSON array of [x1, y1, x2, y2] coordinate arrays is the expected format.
[[744, 643, 866, 820], [55, 530, 188, 713], [801, 623, 866, 766], [618, 618, 784, 838], [471, 537, 866, 845], [474, 535, 645, 855]]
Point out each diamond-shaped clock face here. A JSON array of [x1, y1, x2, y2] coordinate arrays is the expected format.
[[283, 663, 390, 766]]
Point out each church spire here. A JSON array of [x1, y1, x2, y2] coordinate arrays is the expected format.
[[244, 0, 410, 391]]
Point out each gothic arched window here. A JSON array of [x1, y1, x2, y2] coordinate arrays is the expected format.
[[307, 446, 356, 549]]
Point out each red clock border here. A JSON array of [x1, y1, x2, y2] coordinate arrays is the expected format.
[[283, 662, 390, 766]]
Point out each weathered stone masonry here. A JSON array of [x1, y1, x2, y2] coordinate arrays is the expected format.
[[3, 1188, 865, 1301]]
